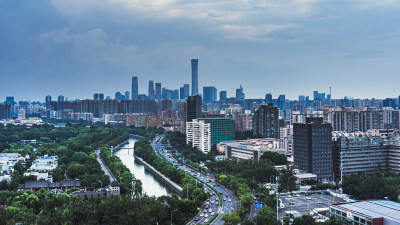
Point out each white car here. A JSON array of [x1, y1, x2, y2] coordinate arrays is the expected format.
[[228, 199, 231, 202]]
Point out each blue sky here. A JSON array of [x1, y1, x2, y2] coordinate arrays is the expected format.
[[0, 0, 400, 102]]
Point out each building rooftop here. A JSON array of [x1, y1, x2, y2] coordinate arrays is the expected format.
[[333, 200, 400, 223]]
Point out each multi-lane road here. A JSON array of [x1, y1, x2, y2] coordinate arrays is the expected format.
[[151, 134, 238, 224]]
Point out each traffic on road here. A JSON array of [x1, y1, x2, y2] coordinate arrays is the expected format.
[[151, 134, 238, 224]]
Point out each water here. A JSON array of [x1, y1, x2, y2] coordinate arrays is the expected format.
[[114, 137, 172, 197]]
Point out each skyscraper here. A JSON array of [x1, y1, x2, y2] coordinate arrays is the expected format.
[[99, 93, 104, 100], [186, 95, 202, 122], [220, 91, 227, 101], [5, 96, 15, 105], [183, 84, 189, 99], [236, 85, 245, 101], [191, 59, 198, 96], [180, 87, 185, 99], [203, 86, 217, 102], [148, 80, 155, 99], [253, 103, 280, 139], [58, 95, 65, 102], [155, 83, 162, 100], [277, 94, 285, 109], [45, 95, 52, 103], [293, 117, 333, 182], [125, 91, 130, 100], [265, 93, 272, 104], [131, 76, 138, 100]]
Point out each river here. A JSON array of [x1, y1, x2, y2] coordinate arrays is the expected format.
[[114, 137, 173, 197]]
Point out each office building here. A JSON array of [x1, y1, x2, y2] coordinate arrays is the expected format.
[[148, 80, 155, 99], [186, 119, 211, 153], [277, 95, 285, 109], [236, 85, 245, 101], [5, 97, 15, 105], [298, 95, 305, 102], [328, 108, 384, 132], [172, 89, 179, 100], [125, 91, 130, 100], [185, 95, 202, 122], [94, 93, 99, 100], [18, 108, 26, 119], [221, 138, 286, 160], [58, 95, 64, 102], [253, 103, 280, 139], [0, 104, 11, 119], [183, 84, 189, 99], [131, 76, 138, 100], [198, 118, 235, 146], [293, 117, 333, 182], [98, 93, 104, 100], [45, 95, 52, 103], [330, 200, 400, 224], [180, 87, 185, 99], [115, 92, 125, 100], [203, 86, 217, 102], [220, 91, 227, 102], [191, 59, 198, 96], [155, 83, 162, 100], [265, 93, 272, 104]]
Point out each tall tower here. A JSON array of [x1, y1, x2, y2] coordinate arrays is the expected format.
[[191, 59, 198, 96], [155, 83, 162, 100], [148, 80, 155, 99], [131, 76, 138, 100]]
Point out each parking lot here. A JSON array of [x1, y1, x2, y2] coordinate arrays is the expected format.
[[278, 193, 345, 219]]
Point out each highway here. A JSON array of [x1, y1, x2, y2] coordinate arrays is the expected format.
[[151, 134, 238, 224]]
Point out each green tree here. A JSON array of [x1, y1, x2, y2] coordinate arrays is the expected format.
[[256, 206, 277, 225], [221, 210, 241, 225]]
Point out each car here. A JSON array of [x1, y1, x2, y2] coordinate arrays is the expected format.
[[228, 199, 231, 202], [305, 197, 311, 200], [223, 198, 226, 201], [208, 209, 212, 213], [205, 205, 209, 209], [195, 217, 200, 221], [204, 219, 209, 223], [289, 202, 295, 205], [200, 214, 204, 217], [211, 212, 215, 216], [317, 201, 323, 204], [225, 194, 228, 197], [204, 213, 208, 218]]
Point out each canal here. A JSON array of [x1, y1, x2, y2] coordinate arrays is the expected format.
[[114, 137, 173, 197]]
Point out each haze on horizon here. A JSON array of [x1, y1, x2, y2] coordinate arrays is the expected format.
[[0, 0, 400, 102]]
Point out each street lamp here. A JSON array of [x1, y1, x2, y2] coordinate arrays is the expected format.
[[171, 209, 177, 225]]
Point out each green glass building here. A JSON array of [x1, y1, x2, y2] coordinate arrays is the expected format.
[[198, 118, 235, 146]]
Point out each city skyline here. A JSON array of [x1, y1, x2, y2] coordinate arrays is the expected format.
[[1, 1, 400, 101]]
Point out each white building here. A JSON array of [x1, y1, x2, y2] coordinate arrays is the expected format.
[[30, 155, 58, 171], [186, 119, 211, 153], [221, 138, 287, 160]]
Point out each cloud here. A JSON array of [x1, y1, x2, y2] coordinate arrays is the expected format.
[[39, 28, 139, 65], [220, 24, 295, 41]]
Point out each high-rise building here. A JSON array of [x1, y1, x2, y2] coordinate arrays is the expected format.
[[148, 80, 155, 99], [277, 95, 285, 109], [220, 91, 227, 102], [180, 87, 185, 99], [99, 93, 104, 100], [94, 93, 99, 100], [0, 104, 11, 119], [203, 86, 217, 102], [115, 92, 125, 100], [131, 76, 138, 100], [125, 91, 130, 100], [185, 95, 202, 122], [155, 83, 162, 100], [172, 89, 179, 100], [197, 118, 235, 146], [183, 84, 189, 99], [45, 95, 52, 103], [253, 103, 280, 139], [298, 95, 305, 102], [265, 93, 272, 104], [313, 91, 319, 101], [191, 59, 198, 96], [5, 96, 15, 105], [18, 108, 26, 119], [58, 95, 65, 102], [236, 85, 245, 101], [186, 119, 211, 153], [293, 117, 333, 182]]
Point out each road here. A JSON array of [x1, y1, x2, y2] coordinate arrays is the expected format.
[[245, 191, 260, 221], [151, 134, 238, 225], [95, 148, 117, 183]]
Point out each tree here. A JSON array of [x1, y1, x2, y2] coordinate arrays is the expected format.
[[279, 165, 298, 193], [256, 206, 277, 225], [134, 179, 143, 198], [221, 210, 241, 225]]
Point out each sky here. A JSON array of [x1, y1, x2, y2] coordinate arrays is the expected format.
[[0, 0, 400, 102]]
